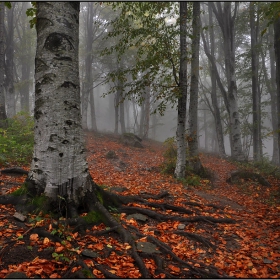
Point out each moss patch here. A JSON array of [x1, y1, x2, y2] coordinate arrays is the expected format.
[[82, 211, 103, 224]]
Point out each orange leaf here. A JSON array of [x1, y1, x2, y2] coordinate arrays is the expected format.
[[30, 234, 38, 241], [168, 264, 180, 272], [55, 246, 64, 253], [43, 237, 50, 245], [93, 243, 104, 250], [251, 268, 257, 274]]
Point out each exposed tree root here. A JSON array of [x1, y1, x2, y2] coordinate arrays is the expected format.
[[226, 170, 271, 187], [0, 167, 29, 175], [173, 230, 215, 248], [0, 179, 237, 278]]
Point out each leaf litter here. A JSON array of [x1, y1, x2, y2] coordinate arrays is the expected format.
[[0, 131, 278, 278]]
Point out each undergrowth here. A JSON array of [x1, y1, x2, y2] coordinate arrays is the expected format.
[[0, 111, 34, 165], [161, 136, 201, 186]]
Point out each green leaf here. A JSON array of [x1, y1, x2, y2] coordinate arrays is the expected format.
[[4, 2, 11, 9]]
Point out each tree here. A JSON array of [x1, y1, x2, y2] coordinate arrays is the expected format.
[[188, 2, 204, 173], [274, 15, 280, 165], [5, 4, 16, 117], [174, 2, 188, 179], [26, 2, 94, 215], [0, 2, 7, 122], [205, 3, 226, 157], [81, 2, 97, 131], [250, 2, 262, 161], [209, 2, 244, 161]]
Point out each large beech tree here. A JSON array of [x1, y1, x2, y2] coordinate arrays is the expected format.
[[27, 2, 93, 214]]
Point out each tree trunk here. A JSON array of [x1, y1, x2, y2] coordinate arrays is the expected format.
[[0, 2, 6, 122], [114, 85, 120, 135], [5, 4, 15, 117], [188, 2, 203, 173], [209, 2, 244, 161], [207, 5, 226, 157], [175, 2, 188, 179], [268, 25, 279, 164], [119, 97, 126, 134], [204, 108, 208, 150], [274, 16, 280, 165], [18, 2, 31, 112], [28, 2, 92, 210], [139, 97, 145, 138], [143, 84, 150, 139], [250, 2, 262, 161]]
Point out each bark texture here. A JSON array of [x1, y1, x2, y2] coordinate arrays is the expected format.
[[188, 2, 203, 173], [274, 16, 280, 165], [0, 2, 6, 122], [28, 2, 91, 206], [175, 2, 188, 178], [208, 5, 226, 157], [250, 3, 262, 161]]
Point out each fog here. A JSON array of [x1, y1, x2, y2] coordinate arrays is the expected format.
[[3, 2, 278, 163]]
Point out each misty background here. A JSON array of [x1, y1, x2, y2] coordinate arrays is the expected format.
[[1, 2, 277, 161]]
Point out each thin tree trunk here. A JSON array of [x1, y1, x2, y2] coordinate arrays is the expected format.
[[267, 25, 279, 164], [274, 16, 280, 165], [119, 93, 125, 134], [250, 3, 262, 161], [0, 2, 6, 122], [5, 4, 15, 117], [209, 2, 244, 161], [188, 2, 203, 173], [114, 85, 120, 135], [207, 5, 226, 157], [143, 84, 150, 139], [175, 2, 188, 179]]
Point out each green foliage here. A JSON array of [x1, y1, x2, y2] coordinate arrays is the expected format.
[[11, 184, 28, 196], [161, 137, 177, 174], [26, 2, 37, 28], [161, 136, 201, 186], [238, 156, 280, 179], [52, 252, 70, 263], [4, 2, 11, 9], [101, 2, 194, 115], [0, 112, 34, 165], [29, 195, 48, 213], [177, 175, 201, 186]]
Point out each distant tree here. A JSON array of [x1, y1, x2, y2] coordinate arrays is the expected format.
[[174, 2, 188, 179], [208, 2, 244, 161], [274, 15, 280, 165], [0, 2, 7, 122], [5, 4, 15, 117], [250, 2, 262, 161], [201, 3, 226, 157], [188, 2, 204, 173]]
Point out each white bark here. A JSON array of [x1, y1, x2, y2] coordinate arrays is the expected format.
[[175, 2, 188, 178], [29, 2, 91, 204]]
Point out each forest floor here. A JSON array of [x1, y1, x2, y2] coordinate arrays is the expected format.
[[0, 131, 279, 278]]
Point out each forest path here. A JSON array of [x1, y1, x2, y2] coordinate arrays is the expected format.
[[86, 132, 280, 278]]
